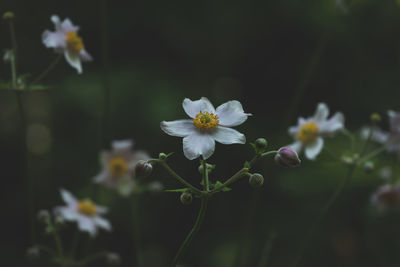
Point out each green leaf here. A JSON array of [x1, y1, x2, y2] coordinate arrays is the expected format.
[[213, 181, 232, 192], [244, 161, 250, 169]]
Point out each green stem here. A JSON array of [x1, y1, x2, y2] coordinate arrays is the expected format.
[[52, 228, 64, 260], [257, 232, 278, 267], [29, 55, 62, 86], [159, 161, 202, 195], [261, 151, 278, 158], [290, 165, 356, 267], [171, 196, 208, 267], [8, 19, 18, 89], [202, 160, 210, 191], [342, 129, 355, 153], [77, 251, 109, 266]]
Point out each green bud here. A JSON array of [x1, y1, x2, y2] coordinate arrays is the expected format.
[[159, 153, 167, 160], [26, 246, 40, 261], [249, 173, 264, 188], [370, 113, 381, 123], [255, 138, 268, 151], [135, 160, 153, 177], [3, 11, 15, 20], [107, 252, 121, 266], [198, 163, 214, 175], [364, 161, 375, 174], [180, 191, 193, 205], [37, 210, 50, 224]]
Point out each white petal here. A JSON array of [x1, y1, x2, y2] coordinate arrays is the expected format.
[[96, 205, 108, 215], [60, 18, 79, 33], [42, 30, 66, 49], [388, 110, 400, 134], [160, 120, 195, 137], [319, 112, 345, 136], [64, 50, 82, 74], [360, 126, 389, 144], [289, 141, 303, 153], [79, 49, 93, 62], [288, 125, 299, 137], [50, 15, 62, 31], [94, 217, 112, 231], [111, 139, 133, 152], [183, 133, 215, 160], [304, 137, 324, 160], [55, 206, 79, 221], [60, 189, 77, 206], [211, 126, 246, 144], [313, 103, 329, 122], [76, 216, 97, 236], [215, 100, 251, 127], [93, 170, 109, 183], [182, 97, 215, 118]]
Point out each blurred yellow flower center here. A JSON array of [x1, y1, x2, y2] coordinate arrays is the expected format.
[[77, 200, 96, 216], [66, 31, 84, 53], [108, 157, 128, 178], [193, 112, 219, 130], [297, 122, 319, 143]]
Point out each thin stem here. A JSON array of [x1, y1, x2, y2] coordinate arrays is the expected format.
[[159, 161, 202, 195], [9, 19, 18, 89], [342, 129, 355, 153], [68, 230, 80, 259], [291, 165, 356, 267], [261, 151, 278, 158], [52, 228, 64, 260], [358, 145, 386, 164], [257, 232, 278, 267], [171, 196, 208, 267], [29, 55, 62, 86], [202, 160, 210, 191]]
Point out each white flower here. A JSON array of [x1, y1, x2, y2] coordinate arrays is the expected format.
[[288, 103, 345, 160], [3, 49, 12, 63], [93, 139, 150, 196], [361, 110, 400, 157], [371, 184, 400, 213], [55, 189, 111, 237], [42, 15, 92, 74], [160, 97, 251, 160]]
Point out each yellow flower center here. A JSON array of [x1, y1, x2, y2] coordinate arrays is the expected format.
[[297, 122, 319, 143], [77, 200, 96, 216], [65, 31, 84, 53], [193, 111, 219, 130], [108, 157, 128, 178]]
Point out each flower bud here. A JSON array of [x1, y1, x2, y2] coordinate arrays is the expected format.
[[363, 161, 375, 174], [26, 246, 40, 261], [274, 147, 301, 167], [180, 191, 193, 205], [198, 163, 214, 175], [249, 173, 264, 188], [107, 252, 121, 266], [255, 138, 268, 151], [370, 113, 381, 123], [3, 11, 14, 20], [159, 153, 167, 160], [37, 210, 50, 224], [135, 160, 153, 177]]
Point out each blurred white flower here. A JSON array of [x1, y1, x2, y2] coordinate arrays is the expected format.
[[361, 110, 400, 157], [371, 184, 400, 213], [55, 189, 111, 237], [3, 49, 12, 63], [42, 15, 92, 74], [94, 140, 150, 196], [288, 103, 345, 160], [160, 97, 250, 160]]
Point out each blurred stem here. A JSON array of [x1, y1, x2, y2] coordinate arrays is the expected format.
[[101, 0, 111, 148], [343, 129, 355, 153], [51, 228, 65, 263], [284, 32, 328, 127], [68, 230, 80, 260], [8, 18, 18, 89], [171, 196, 208, 267], [159, 161, 202, 195], [77, 251, 108, 266], [132, 194, 144, 267], [29, 55, 62, 86], [257, 231, 278, 267], [291, 164, 356, 267]]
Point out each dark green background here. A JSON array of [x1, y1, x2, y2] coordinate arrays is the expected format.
[[1, 0, 400, 266]]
